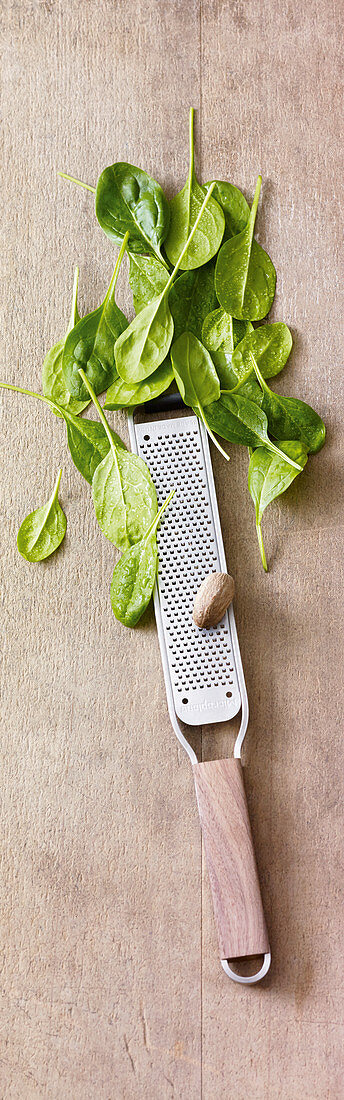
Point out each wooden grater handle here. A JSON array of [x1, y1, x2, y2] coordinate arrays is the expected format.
[[193, 758, 269, 960]]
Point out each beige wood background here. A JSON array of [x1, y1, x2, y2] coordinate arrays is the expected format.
[[0, 1, 343, 1097]]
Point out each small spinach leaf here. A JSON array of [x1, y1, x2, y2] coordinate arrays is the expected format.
[[215, 176, 276, 320], [17, 469, 66, 562], [115, 293, 173, 384], [171, 330, 220, 407], [110, 489, 174, 627], [105, 358, 173, 410], [63, 235, 129, 400], [204, 180, 249, 240], [128, 253, 170, 312], [169, 262, 218, 343], [114, 183, 217, 384], [231, 322, 292, 384], [95, 163, 170, 267], [0, 382, 123, 485], [170, 331, 228, 460], [42, 267, 90, 416], [164, 109, 224, 269], [250, 353, 326, 454], [248, 441, 308, 570], [202, 308, 253, 387], [79, 371, 157, 550], [204, 392, 302, 469], [62, 409, 124, 483]]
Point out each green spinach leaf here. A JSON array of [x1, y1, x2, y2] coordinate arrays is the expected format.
[[17, 469, 66, 562], [114, 183, 217, 384], [42, 267, 90, 416], [231, 322, 292, 384], [105, 358, 173, 410], [204, 180, 249, 240], [128, 253, 170, 312], [63, 234, 129, 400], [204, 392, 302, 469], [215, 176, 276, 320], [110, 489, 174, 627], [62, 409, 125, 483], [79, 371, 157, 550], [249, 353, 326, 453], [202, 308, 253, 387], [170, 331, 228, 460], [248, 441, 308, 570], [95, 163, 170, 267], [115, 293, 173, 384], [169, 262, 218, 343], [0, 382, 123, 485], [164, 109, 224, 269]]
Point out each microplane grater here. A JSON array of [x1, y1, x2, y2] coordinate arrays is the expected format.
[[128, 401, 271, 985]]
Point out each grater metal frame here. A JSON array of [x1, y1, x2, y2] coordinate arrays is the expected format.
[[128, 402, 271, 984]]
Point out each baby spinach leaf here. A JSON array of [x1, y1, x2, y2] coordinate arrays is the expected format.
[[249, 353, 326, 454], [169, 263, 218, 343], [204, 180, 249, 240], [0, 382, 123, 485], [231, 322, 292, 384], [114, 183, 217, 384], [164, 109, 225, 270], [110, 489, 175, 627], [95, 163, 170, 267], [62, 409, 124, 483], [17, 469, 66, 562], [170, 331, 228, 460], [63, 234, 129, 400], [204, 392, 302, 469], [234, 376, 264, 405], [202, 308, 253, 387], [104, 358, 173, 410], [42, 267, 90, 416], [215, 176, 276, 320], [115, 293, 173, 384], [171, 331, 220, 407], [129, 253, 170, 312], [79, 371, 157, 550], [248, 441, 308, 570]]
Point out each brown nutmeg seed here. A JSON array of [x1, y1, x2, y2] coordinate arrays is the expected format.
[[193, 571, 235, 628]]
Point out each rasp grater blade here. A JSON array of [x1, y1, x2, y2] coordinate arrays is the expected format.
[[129, 411, 243, 727]]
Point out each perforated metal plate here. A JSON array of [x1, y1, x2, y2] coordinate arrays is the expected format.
[[129, 410, 244, 726]]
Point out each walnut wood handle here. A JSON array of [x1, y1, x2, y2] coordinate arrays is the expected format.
[[193, 758, 269, 960]]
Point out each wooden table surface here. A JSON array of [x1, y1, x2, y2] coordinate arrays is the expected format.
[[1, 2, 343, 1097]]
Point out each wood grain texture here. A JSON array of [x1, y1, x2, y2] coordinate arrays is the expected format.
[[193, 759, 269, 959], [0, 0, 343, 1098]]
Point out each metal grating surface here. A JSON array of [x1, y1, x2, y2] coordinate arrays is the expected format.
[[134, 414, 242, 725]]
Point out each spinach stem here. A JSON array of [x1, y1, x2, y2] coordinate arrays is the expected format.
[[66, 267, 79, 335], [0, 381, 56, 411], [268, 440, 302, 471], [250, 175, 262, 228], [53, 468, 62, 499], [256, 522, 268, 572], [104, 232, 129, 305], [77, 370, 114, 449], [58, 172, 96, 193], [144, 488, 175, 540], [248, 352, 269, 395], [199, 406, 230, 462], [163, 182, 216, 294], [189, 106, 194, 179], [221, 381, 243, 395]]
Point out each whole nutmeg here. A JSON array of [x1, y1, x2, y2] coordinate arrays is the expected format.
[[193, 571, 235, 629]]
